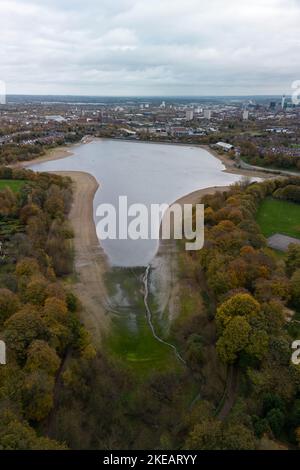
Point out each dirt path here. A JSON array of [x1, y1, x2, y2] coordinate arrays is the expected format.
[[54, 171, 110, 340], [217, 365, 239, 420]]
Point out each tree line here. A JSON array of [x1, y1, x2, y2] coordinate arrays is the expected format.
[[0, 167, 95, 449]]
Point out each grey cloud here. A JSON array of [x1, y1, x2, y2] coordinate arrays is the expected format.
[[0, 0, 299, 95]]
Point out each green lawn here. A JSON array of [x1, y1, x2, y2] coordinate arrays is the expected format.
[[256, 197, 300, 239], [0, 179, 25, 192]]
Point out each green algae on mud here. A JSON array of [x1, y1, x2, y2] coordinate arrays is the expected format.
[[103, 266, 184, 374]]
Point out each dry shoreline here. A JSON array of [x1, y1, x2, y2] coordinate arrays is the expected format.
[[153, 184, 231, 326], [12, 146, 74, 169], [202, 145, 277, 180], [52, 171, 110, 340]]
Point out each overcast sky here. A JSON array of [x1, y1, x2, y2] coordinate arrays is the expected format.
[[0, 0, 300, 96]]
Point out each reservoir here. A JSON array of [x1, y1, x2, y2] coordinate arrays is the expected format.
[[30, 139, 241, 267], [30, 139, 243, 367]]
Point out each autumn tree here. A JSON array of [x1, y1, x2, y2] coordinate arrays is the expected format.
[[19, 203, 42, 224], [15, 258, 39, 278], [216, 293, 261, 332], [22, 370, 55, 422], [44, 184, 65, 217], [185, 418, 256, 450], [0, 411, 66, 449], [46, 234, 73, 276], [217, 316, 251, 364], [23, 276, 48, 305], [286, 244, 300, 276], [216, 294, 268, 364], [43, 297, 68, 323], [0, 188, 17, 216], [4, 307, 48, 362], [25, 340, 60, 375], [0, 289, 20, 325], [291, 269, 300, 309], [26, 216, 47, 249], [185, 418, 223, 450]]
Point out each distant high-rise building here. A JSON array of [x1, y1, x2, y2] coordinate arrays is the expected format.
[[269, 101, 276, 110], [186, 109, 194, 121], [281, 95, 286, 109], [243, 110, 249, 120], [204, 109, 212, 120], [160, 101, 166, 109]]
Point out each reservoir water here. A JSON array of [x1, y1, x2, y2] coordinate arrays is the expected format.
[[30, 139, 241, 267]]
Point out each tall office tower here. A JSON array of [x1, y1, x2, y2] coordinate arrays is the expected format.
[[243, 110, 249, 120], [186, 109, 194, 121], [204, 109, 212, 120]]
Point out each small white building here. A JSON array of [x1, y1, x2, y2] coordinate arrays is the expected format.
[[120, 128, 137, 136], [215, 142, 234, 152]]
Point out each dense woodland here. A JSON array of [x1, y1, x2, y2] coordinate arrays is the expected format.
[[0, 166, 300, 450], [176, 176, 300, 449], [0, 167, 95, 449]]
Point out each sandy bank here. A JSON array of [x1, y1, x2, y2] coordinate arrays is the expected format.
[[52, 171, 110, 340], [153, 184, 231, 326], [175, 184, 230, 206], [202, 145, 277, 180], [10, 145, 74, 169]]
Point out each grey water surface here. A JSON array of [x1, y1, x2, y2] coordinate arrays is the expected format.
[[30, 139, 241, 267]]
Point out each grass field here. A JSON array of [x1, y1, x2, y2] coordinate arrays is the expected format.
[[0, 179, 25, 192], [256, 197, 300, 239]]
